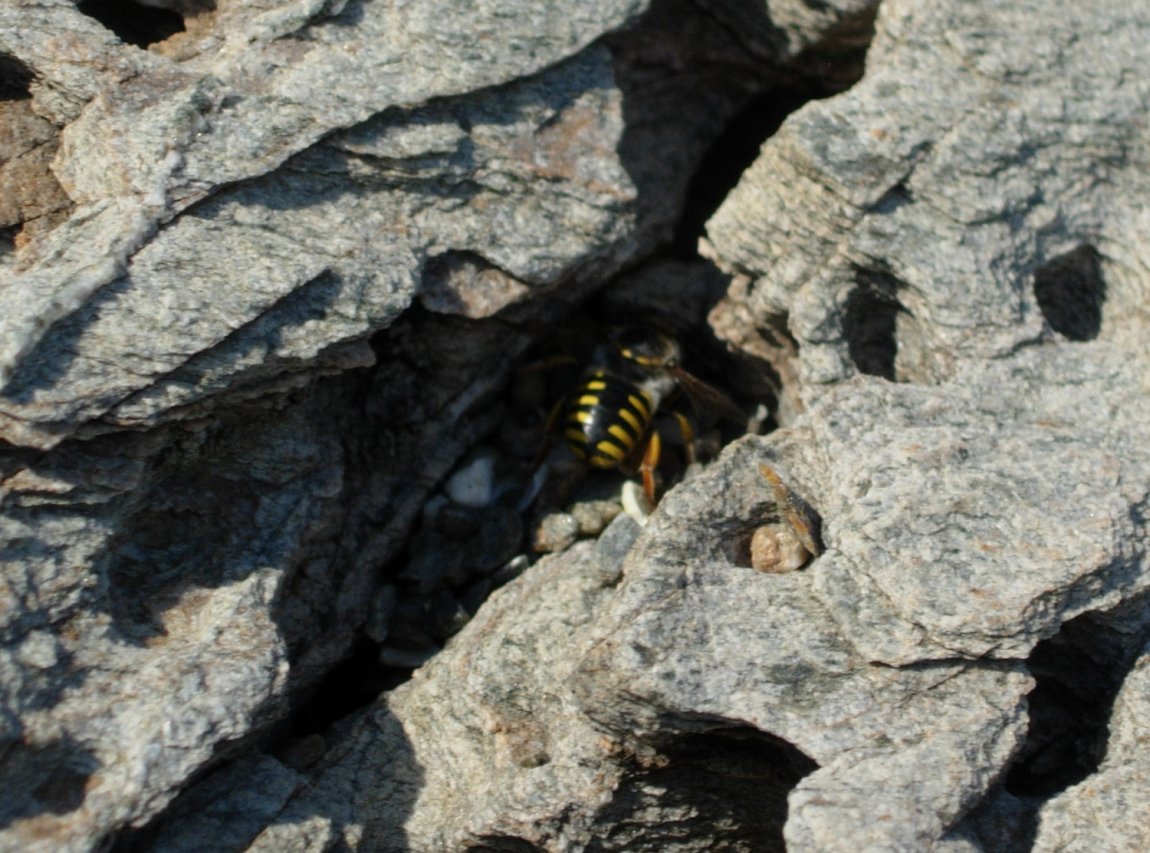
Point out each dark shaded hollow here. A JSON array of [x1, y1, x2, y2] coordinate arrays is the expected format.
[[468, 837, 545, 852], [1004, 612, 1133, 799], [281, 634, 398, 740], [1033, 245, 1106, 341], [0, 54, 33, 101], [673, 87, 825, 257], [0, 738, 101, 829], [76, 0, 186, 48], [588, 727, 818, 851], [844, 268, 905, 380]]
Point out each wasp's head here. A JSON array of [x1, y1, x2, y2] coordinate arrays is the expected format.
[[612, 325, 680, 370]]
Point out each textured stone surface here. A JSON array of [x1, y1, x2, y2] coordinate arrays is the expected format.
[[249, 541, 623, 852], [695, 0, 1150, 846], [4, 0, 1150, 849], [0, 98, 71, 236], [0, 0, 858, 847], [0, 0, 645, 412], [705, 0, 1150, 392], [0, 44, 632, 446]]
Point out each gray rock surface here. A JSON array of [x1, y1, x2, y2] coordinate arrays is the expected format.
[[698, 0, 1150, 845], [3, 0, 1149, 849], [0, 0, 867, 847], [250, 541, 624, 852], [0, 0, 646, 429]]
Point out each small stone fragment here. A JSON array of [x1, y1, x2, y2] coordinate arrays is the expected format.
[[750, 523, 810, 573], [534, 512, 580, 553], [445, 450, 498, 508], [595, 513, 641, 584], [569, 498, 622, 536], [620, 481, 652, 526]]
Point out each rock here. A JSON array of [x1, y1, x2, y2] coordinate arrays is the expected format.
[[243, 544, 634, 851], [0, 0, 650, 422], [6, 0, 1149, 849], [444, 449, 499, 508], [0, 98, 71, 241], [749, 521, 809, 573], [0, 42, 637, 448], [595, 512, 642, 584], [145, 754, 307, 853], [568, 497, 622, 536], [686, 0, 1150, 845], [533, 511, 581, 553]]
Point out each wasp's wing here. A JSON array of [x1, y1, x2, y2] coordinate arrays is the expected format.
[[670, 366, 747, 425], [759, 463, 823, 557]]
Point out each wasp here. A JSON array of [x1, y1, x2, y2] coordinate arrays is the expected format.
[[550, 325, 745, 506]]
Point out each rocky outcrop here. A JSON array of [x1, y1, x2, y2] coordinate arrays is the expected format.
[[2, 0, 1148, 850]]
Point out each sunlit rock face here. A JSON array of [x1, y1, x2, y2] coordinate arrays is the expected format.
[[2, 0, 1148, 850]]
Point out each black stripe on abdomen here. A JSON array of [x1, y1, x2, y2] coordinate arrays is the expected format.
[[562, 371, 653, 468]]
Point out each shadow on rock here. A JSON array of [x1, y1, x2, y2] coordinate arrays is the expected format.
[[112, 704, 424, 853]]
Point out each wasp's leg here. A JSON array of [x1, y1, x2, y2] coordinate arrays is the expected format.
[[671, 410, 696, 466], [638, 428, 662, 507]]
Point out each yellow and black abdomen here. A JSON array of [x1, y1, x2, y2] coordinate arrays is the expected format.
[[562, 370, 654, 469]]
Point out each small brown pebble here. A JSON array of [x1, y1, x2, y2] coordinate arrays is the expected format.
[[750, 523, 811, 573], [569, 498, 622, 536]]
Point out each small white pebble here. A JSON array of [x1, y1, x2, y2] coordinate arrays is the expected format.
[[620, 481, 652, 526], [445, 453, 496, 507]]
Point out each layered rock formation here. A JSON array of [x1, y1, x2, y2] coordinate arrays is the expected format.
[[1, 0, 1147, 850]]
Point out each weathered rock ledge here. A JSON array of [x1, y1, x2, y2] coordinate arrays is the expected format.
[[1, 0, 1148, 850]]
